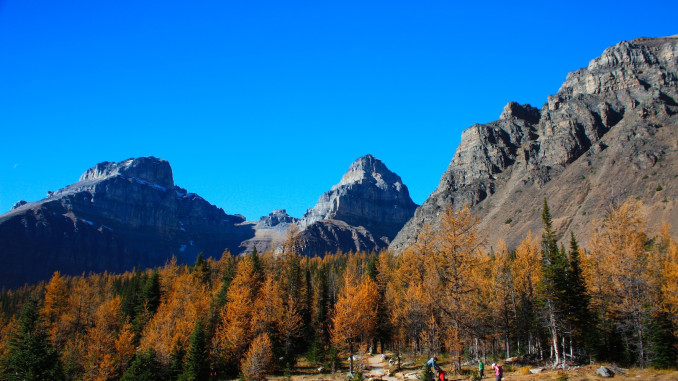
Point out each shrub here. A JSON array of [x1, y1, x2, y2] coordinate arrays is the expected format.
[[656, 185, 664, 191]]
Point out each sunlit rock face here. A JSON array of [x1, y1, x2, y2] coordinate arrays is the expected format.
[[391, 36, 678, 252]]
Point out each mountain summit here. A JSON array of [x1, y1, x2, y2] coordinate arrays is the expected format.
[[294, 154, 418, 254], [0, 157, 254, 288], [300, 154, 418, 241], [391, 36, 678, 251]]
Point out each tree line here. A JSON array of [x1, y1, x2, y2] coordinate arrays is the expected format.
[[0, 198, 677, 380]]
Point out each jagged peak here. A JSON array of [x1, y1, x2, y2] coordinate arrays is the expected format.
[[500, 102, 541, 124], [336, 154, 402, 190], [258, 209, 299, 227], [79, 156, 174, 188]]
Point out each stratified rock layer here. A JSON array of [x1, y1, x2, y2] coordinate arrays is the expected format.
[[0, 157, 254, 288], [391, 36, 678, 252]]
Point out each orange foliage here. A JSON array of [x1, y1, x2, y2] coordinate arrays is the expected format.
[[330, 268, 378, 351], [213, 254, 259, 365], [140, 269, 211, 365], [241, 333, 273, 381]]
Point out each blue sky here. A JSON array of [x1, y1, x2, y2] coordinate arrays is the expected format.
[[1, 0, 676, 220]]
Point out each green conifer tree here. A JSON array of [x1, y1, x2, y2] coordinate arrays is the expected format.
[[565, 232, 597, 359], [179, 319, 210, 381], [538, 199, 568, 366], [168, 341, 186, 381], [2, 298, 64, 380], [121, 348, 163, 381]]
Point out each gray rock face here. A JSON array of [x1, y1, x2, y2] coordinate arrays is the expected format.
[[0, 157, 254, 288], [238, 210, 300, 254], [301, 154, 418, 242], [241, 155, 418, 256], [297, 219, 386, 256], [79, 156, 174, 189], [391, 36, 678, 252], [259, 209, 299, 227]]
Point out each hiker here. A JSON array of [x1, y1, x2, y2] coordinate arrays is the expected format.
[[478, 360, 485, 378], [491, 363, 503, 381], [426, 356, 441, 381]]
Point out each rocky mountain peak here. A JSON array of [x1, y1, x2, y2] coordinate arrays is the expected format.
[[79, 156, 174, 189], [557, 36, 677, 98], [391, 36, 678, 252], [301, 154, 418, 241], [336, 154, 405, 190], [259, 209, 299, 227]]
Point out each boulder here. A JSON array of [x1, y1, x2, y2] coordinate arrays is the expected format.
[[596, 366, 614, 378]]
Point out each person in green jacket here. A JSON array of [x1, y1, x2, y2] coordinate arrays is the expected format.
[[478, 360, 485, 378]]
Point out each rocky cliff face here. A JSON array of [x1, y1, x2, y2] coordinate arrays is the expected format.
[[238, 210, 299, 254], [391, 36, 678, 252], [297, 154, 418, 255], [0, 157, 254, 288]]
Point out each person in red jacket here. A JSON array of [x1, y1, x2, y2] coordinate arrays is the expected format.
[[491, 363, 503, 381]]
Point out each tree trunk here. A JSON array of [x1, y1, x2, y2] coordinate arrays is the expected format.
[[547, 300, 561, 366], [349, 341, 354, 375]]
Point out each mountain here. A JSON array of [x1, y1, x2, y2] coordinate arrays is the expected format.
[[238, 209, 299, 253], [296, 154, 418, 255], [391, 36, 678, 252], [0, 157, 254, 288]]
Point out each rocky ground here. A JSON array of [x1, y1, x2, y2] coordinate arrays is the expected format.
[[271, 353, 678, 381]]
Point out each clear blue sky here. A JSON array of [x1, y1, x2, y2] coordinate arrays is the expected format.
[[1, 0, 676, 220]]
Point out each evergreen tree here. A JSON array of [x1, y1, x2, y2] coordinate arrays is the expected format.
[[648, 311, 677, 368], [143, 271, 162, 315], [538, 199, 568, 366], [133, 271, 162, 342], [193, 253, 212, 287], [168, 341, 186, 381], [180, 319, 210, 381], [121, 348, 163, 381], [2, 298, 64, 380], [565, 232, 596, 359]]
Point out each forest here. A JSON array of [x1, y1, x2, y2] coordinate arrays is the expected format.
[[1, 198, 677, 380]]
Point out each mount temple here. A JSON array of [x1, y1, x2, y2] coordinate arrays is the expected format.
[[391, 36, 678, 251]]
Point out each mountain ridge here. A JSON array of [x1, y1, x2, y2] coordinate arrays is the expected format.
[[391, 35, 678, 251]]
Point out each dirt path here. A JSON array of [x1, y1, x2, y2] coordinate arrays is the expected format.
[[363, 354, 400, 381]]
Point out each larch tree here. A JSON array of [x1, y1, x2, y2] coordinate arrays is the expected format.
[[241, 333, 274, 381], [425, 206, 483, 369], [212, 254, 260, 374], [585, 199, 653, 366], [330, 268, 378, 374], [511, 232, 542, 358], [140, 270, 211, 366]]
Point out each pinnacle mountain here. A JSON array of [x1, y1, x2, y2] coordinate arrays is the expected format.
[[391, 36, 678, 252], [0, 157, 254, 288], [297, 154, 418, 254], [300, 154, 418, 240]]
